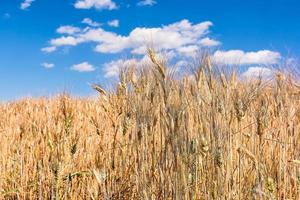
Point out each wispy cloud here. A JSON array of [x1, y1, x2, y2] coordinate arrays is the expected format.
[[107, 19, 119, 27], [41, 62, 55, 69], [71, 62, 96, 72], [20, 0, 35, 10], [57, 26, 81, 35], [3, 13, 11, 19], [82, 18, 101, 27], [137, 0, 157, 6], [41, 46, 57, 53], [74, 0, 117, 10]]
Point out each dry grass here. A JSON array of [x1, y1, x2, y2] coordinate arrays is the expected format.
[[1, 51, 300, 199]]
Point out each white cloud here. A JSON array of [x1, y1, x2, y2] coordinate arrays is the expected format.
[[175, 60, 189, 68], [177, 45, 199, 57], [82, 18, 101, 27], [213, 50, 281, 65], [108, 19, 119, 27], [71, 62, 96, 72], [43, 19, 220, 58], [44, 19, 217, 55], [57, 26, 81, 35], [241, 67, 274, 80], [137, 0, 157, 6], [50, 36, 80, 46], [103, 59, 137, 77], [100, 20, 214, 54], [41, 62, 55, 69], [74, 0, 117, 10], [43, 19, 280, 79], [103, 52, 175, 78], [199, 37, 220, 46], [41, 46, 57, 53], [20, 0, 34, 10]]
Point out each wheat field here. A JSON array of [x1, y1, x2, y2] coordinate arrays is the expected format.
[[1, 51, 300, 199]]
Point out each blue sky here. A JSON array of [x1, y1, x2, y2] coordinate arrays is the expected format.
[[0, 0, 299, 100]]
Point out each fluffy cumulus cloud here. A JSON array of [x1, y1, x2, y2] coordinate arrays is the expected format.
[[44, 19, 219, 55], [74, 0, 117, 10], [177, 45, 199, 57], [241, 67, 274, 80], [103, 52, 176, 77], [82, 18, 101, 27], [108, 19, 119, 27], [20, 0, 35, 10], [41, 62, 55, 69], [199, 37, 221, 46], [42, 19, 282, 78], [213, 50, 281, 65], [71, 62, 96, 72], [137, 0, 157, 6]]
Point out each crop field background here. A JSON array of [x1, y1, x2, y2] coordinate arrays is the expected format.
[[1, 51, 300, 199]]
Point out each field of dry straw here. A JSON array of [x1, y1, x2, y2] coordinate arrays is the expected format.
[[1, 50, 300, 199]]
